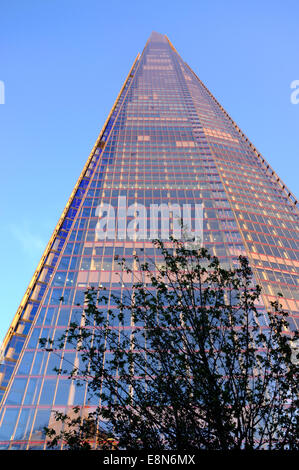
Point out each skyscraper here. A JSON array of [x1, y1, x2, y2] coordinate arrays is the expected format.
[[0, 32, 298, 449]]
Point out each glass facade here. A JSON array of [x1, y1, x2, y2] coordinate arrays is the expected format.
[[0, 31, 298, 449]]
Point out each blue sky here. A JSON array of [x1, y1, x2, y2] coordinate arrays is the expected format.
[[0, 0, 298, 343]]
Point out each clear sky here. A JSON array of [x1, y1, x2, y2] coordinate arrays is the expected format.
[[0, 0, 298, 344]]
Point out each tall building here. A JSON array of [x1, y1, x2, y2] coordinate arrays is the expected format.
[[0, 32, 298, 449]]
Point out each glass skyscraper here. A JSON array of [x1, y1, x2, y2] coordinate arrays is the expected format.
[[0, 32, 298, 449]]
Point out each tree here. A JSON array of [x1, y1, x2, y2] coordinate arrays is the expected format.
[[41, 238, 299, 450]]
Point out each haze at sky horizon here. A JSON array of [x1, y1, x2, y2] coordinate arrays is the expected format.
[[0, 0, 298, 344]]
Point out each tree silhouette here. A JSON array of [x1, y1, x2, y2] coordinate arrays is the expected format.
[[41, 238, 299, 450]]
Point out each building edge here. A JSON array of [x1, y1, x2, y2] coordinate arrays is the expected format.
[[0, 52, 141, 401]]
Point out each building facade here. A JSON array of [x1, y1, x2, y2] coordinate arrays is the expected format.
[[0, 32, 298, 449]]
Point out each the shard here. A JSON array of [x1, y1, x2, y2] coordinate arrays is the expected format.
[[0, 32, 298, 449]]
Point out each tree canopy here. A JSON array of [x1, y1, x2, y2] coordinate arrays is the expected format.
[[41, 238, 299, 450]]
